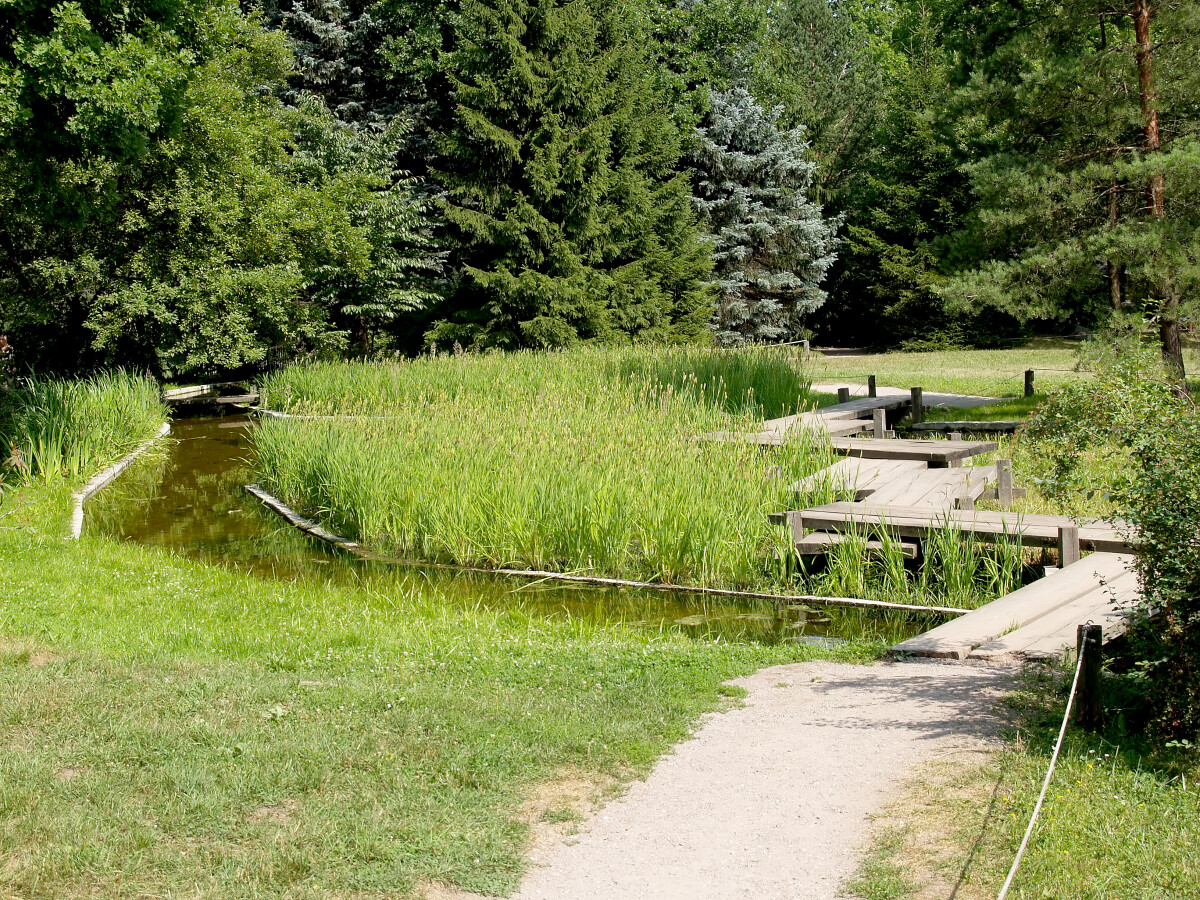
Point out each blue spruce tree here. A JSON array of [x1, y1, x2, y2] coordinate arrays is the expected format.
[[688, 87, 839, 346]]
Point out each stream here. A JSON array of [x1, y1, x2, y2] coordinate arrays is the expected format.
[[86, 413, 918, 644]]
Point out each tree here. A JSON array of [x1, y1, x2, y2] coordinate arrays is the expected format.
[[937, 0, 1200, 379], [430, 0, 713, 349], [0, 0, 438, 376], [752, 0, 883, 203], [820, 3, 977, 348], [687, 87, 838, 345]]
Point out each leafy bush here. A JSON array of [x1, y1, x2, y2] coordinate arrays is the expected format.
[[1021, 342, 1200, 739]]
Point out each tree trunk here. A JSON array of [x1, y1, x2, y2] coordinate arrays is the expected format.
[[1132, 0, 1185, 381], [1108, 184, 1123, 310]]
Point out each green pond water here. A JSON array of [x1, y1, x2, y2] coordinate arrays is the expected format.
[[87, 413, 923, 644]]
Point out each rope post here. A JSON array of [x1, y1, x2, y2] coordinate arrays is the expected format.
[[873, 408, 886, 439], [837, 387, 851, 404], [802, 339, 811, 354], [1058, 524, 1080, 567], [868, 375, 877, 398], [1076, 624, 1104, 732], [1025, 369, 1036, 398], [910, 387, 924, 424]]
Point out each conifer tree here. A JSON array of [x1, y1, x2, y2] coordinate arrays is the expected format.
[[431, 0, 712, 349], [687, 87, 838, 345]]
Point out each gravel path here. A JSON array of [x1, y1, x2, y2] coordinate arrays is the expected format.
[[513, 659, 1012, 900]]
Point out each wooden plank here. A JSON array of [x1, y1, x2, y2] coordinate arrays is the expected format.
[[910, 420, 1024, 434], [864, 466, 994, 509], [796, 502, 1134, 552], [968, 571, 1141, 661], [891, 553, 1134, 659], [793, 531, 919, 559], [830, 437, 999, 464], [788, 458, 926, 496]]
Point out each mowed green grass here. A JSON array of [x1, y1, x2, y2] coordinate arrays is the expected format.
[[0, 482, 878, 898], [805, 339, 1200, 397]]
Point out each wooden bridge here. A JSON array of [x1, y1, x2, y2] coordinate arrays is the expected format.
[[759, 391, 1140, 663]]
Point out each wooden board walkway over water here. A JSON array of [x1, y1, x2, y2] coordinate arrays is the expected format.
[[768, 410, 1140, 661], [891, 553, 1137, 661]]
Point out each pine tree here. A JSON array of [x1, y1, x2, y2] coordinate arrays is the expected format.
[[430, 0, 712, 349], [936, 0, 1200, 378], [687, 87, 838, 346]]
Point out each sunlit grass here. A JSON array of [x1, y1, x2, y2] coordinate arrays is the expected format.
[[0, 371, 167, 481]]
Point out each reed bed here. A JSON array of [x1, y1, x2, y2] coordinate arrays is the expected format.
[[0, 371, 167, 481], [255, 347, 829, 589], [254, 346, 1026, 606]]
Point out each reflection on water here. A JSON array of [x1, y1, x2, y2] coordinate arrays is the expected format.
[[88, 415, 924, 644]]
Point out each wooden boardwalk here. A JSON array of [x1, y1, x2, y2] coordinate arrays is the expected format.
[[891, 553, 1137, 661]]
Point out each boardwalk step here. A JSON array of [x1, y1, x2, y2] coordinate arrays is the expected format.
[[967, 571, 1140, 661], [890, 553, 1134, 660]]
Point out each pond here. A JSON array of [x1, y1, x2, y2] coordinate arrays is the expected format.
[[87, 413, 921, 645]]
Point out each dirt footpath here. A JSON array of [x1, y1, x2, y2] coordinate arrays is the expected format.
[[513, 659, 1013, 900]]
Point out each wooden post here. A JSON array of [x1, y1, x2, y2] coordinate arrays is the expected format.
[[873, 408, 886, 439], [949, 431, 963, 442], [996, 458, 1014, 506], [1025, 369, 1035, 398], [1075, 623, 1104, 732], [786, 511, 805, 550], [959, 477, 975, 511], [910, 387, 924, 424], [837, 387, 851, 404], [802, 339, 811, 353], [868, 375, 877, 398], [1058, 524, 1080, 567]]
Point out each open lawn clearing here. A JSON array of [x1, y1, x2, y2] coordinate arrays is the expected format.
[[807, 341, 1200, 398], [0, 482, 880, 899], [848, 669, 1200, 900]]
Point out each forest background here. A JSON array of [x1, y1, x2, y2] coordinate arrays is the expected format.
[[2, 0, 1198, 380]]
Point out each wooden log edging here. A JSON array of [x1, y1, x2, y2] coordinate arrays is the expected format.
[[70, 422, 171, 540], [244, 483, 970, 618]]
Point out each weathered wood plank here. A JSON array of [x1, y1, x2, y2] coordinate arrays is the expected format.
[[792, 531, 920, 558], [829, 437, 998, 464], [890, 553, 1134, 659], [796, 502, 1134, 553], [909, 420, 1024, 434], [967, 570, 1140, 661], [788, 458, 928, 496]]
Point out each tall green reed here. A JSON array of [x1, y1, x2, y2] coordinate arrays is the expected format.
[[0, 371, 166, 482]]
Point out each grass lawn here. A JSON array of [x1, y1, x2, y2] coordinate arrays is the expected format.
[[808, 339, 1200, 398], [0, 481, 882, 898], [847, 667, 1200, 900], [921, 394, 1048, 423]]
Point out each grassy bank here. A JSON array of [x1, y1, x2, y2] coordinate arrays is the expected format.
[[0, 477, 880, 898], [848, 668, 1200, 900], [253, 347, 1027, 608]]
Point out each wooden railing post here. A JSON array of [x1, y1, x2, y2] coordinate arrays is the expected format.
[[1058, 524, 1080, 567], [873, 408, 886, 439], [910, 387, 924, 424], [996, 459, 1014, 506], [1025, 369, 1036, 398], [868, 375, 877, 398], [1076, 623, 1104, 732], [837, 387, 851, 404]]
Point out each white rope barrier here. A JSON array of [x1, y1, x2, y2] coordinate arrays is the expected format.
[[995, 640, 1089, 900]]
